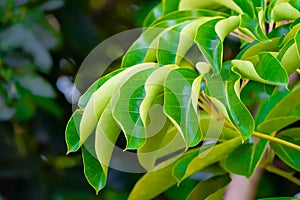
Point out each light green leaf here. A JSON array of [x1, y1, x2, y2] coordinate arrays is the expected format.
[[187, 175, 231, 200], [65, 109, 81, 154], [172, 137, 242, 183], [163, 68, 202, 148], [179, 0, 225, 11], [140, 65, 176, 125], [295, 29, 300, 57], [258, 116, 300, 133], [270, 136, 300, 171], [277, 39, 300, 75], [128, 164, 177, 200], [151, 10, 229, 26], [78, 69, 125, 110], [271, 2, 300, 22], [232, 53, 288, 87], [95, 102, 121, 185], [224, 138, 268, 178], [112, 65, 158, 149], [82, 143, 105, 194], [79, 68, 127, 145]]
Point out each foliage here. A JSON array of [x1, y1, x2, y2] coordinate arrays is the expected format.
[[65, 0, 300, 199]]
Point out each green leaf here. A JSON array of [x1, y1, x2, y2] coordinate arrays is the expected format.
[[258, 116, 300, 133], [78, 69, 125, 110], [232, 53, 288, 87], [278, 128, 300, 141], [151, 10, 229, 26], [82, 143, 105, 194], [233, 0, 255, 17], [259, 197, 300, 200], [270, 136, 300, 171], [187, 175, 231, 200], [255, 88, 288, 126], [143, 3, 163, 27], [179, 0, 228, 11], [65, 109, 82, 154], [121, 27, 164, 68], [172, 137, 242, 183], [163, 68, 202, 148], [266, 85, 300, 121], [112, 64, 158, 149], [95, 102, 120, 185], [162, 0, 180, 15], [128, 164, 177, 200], [277, 38, 300, 75], [224, 138, 268, 178], [79, 68, 127, 145], [201, 62, 254, 140], [140, 65, 176, 125], [239, 13, 268, 41], [271, 2, 300, 22], [195, 18, 223, 74]]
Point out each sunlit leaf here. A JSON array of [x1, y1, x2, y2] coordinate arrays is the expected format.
[[271, 2, 300, 22], [78, 69, 125, 110], [232, 53, 288, 87], [172, 137, 242, 183], [112, 65, 158, 149], [163, 68, 202, 148]]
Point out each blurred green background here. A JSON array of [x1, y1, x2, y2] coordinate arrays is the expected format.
[[0, 0, 299, 199]]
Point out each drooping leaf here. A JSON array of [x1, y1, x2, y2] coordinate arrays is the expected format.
[[255, 88, 288, 126], [173, 137, 242, 182], [140, 65, 176, 125], [265, 84, 300, 121], [224, 138, 268, 178], [79, 68, 128, 145], [187, 175, 231, 200], [78, 69, 125, 110], [95, 102, 121, 186], [65, 109, 82, 154], [128, 164, 177, 200], [232, 53, 288, 87], [112, 64, 158, 149], [163, 68, 202, 148], [195, 18, 223, 74], [82, 141, 106, 194], [129, 137, 241, 200], [239, 13, 268, 41], [201, 62, 254, 140], [270, 136, 300, 171]]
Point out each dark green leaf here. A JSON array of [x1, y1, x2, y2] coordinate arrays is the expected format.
[[65, 110, 82, 154], [164, 68, 202, 148], [187, 175, 231, 200]]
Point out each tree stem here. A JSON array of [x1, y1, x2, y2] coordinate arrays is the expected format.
[[252, 131, 300, 151]]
